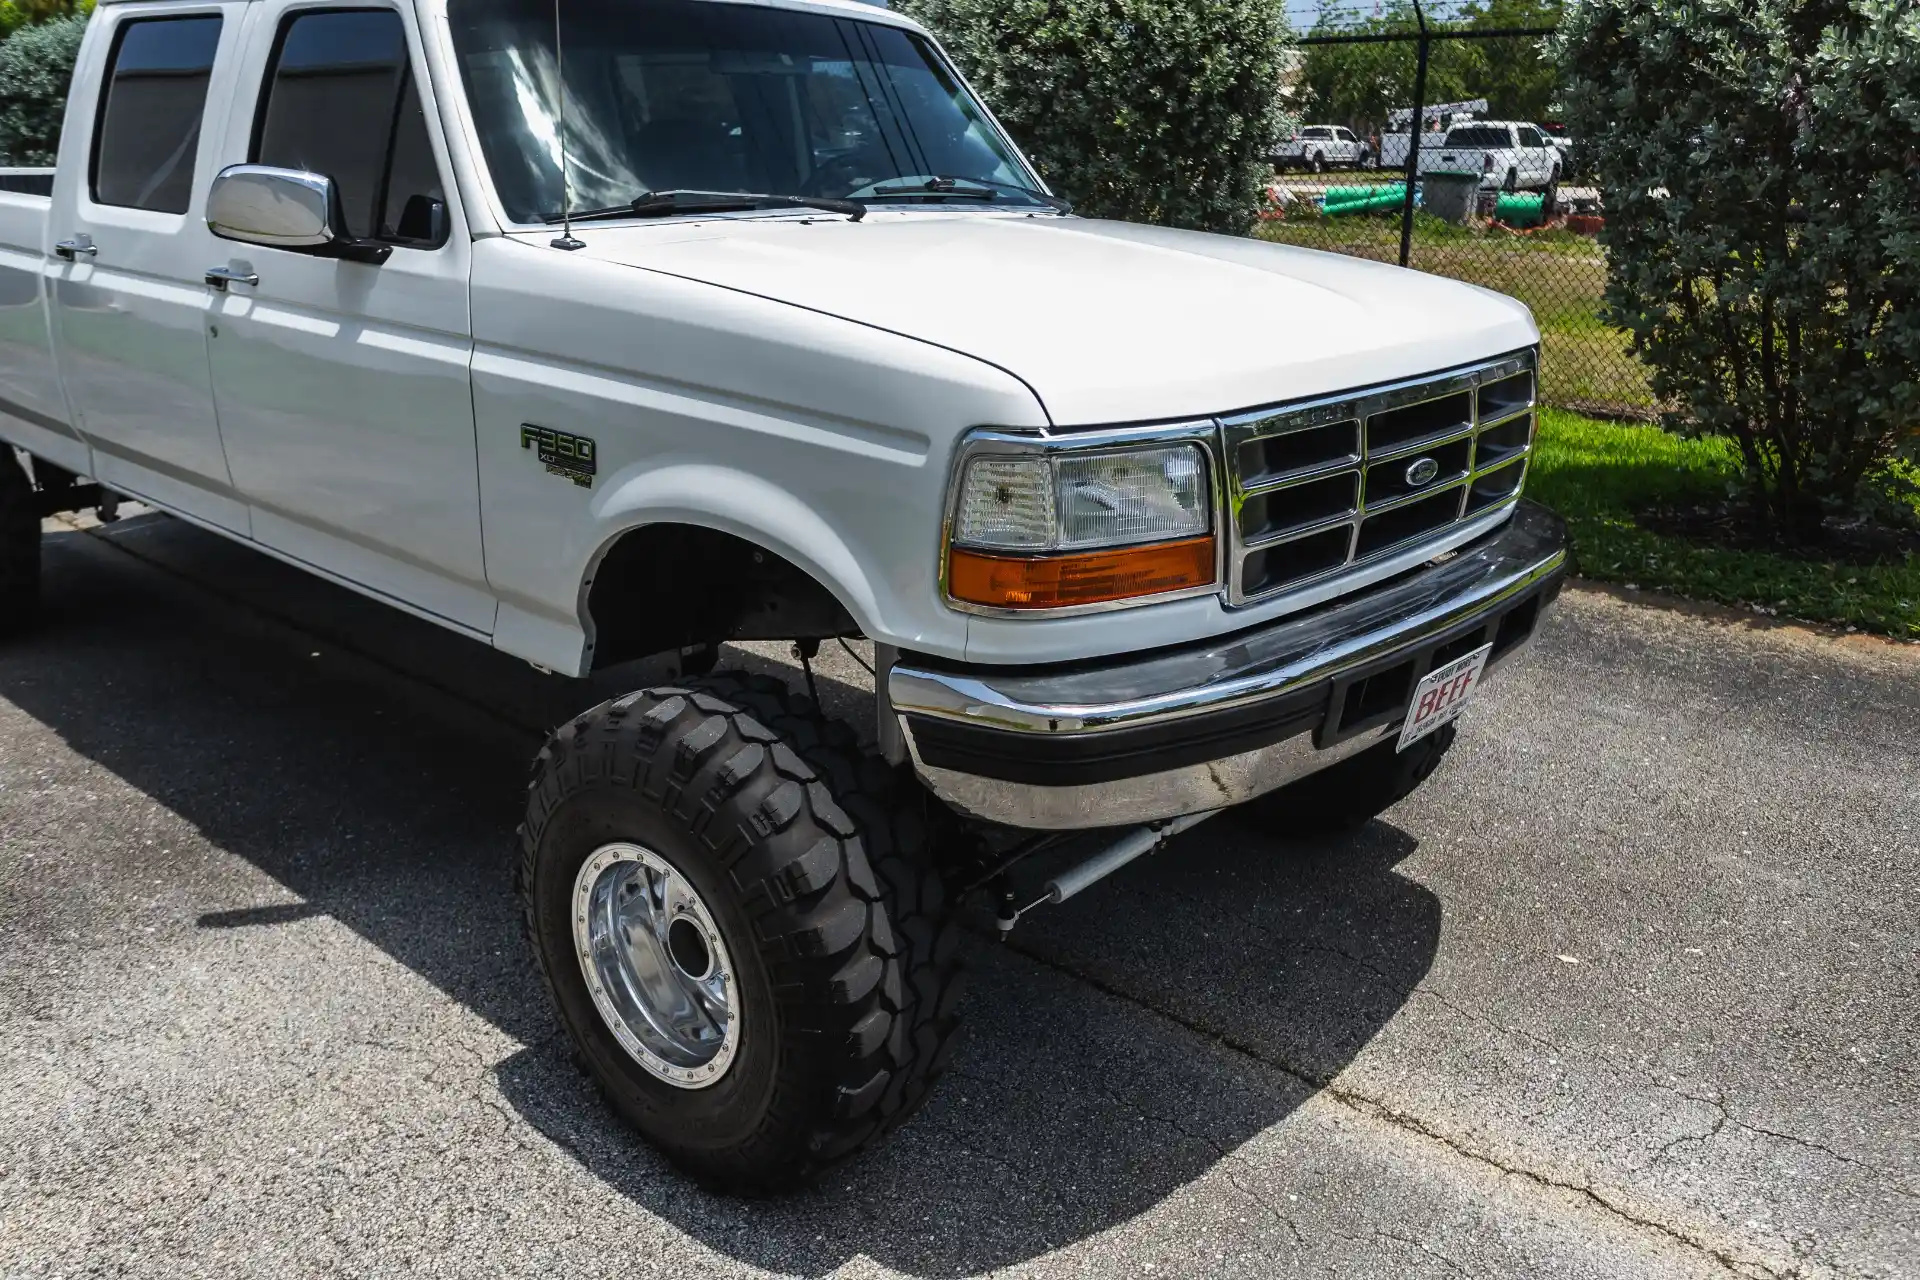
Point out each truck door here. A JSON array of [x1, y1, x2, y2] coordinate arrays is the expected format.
[[49, 3, 250, 533], [204, 1, 490, 634], [1518, 126, 1555, 186]]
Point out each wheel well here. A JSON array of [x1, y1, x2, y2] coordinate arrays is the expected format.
[[583, 524, 860, 670]]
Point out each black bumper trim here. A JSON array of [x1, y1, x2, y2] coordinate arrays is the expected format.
[[906, 687, 1328, 787], [907, 554, 1563, 788], [890, 502, 1566, 790]]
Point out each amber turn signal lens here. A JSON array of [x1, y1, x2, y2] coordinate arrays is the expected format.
[[948, 536, 1216, 610]]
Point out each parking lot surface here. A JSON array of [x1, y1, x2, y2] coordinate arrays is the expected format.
[[2, 515, 1915, 1279]]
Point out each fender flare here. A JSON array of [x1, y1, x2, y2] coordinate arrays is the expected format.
[[582, 462, 885, 638]]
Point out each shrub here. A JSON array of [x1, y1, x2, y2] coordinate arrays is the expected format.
[[899, 0, 1291, 234], [1558, 0, 1920, 540], [0, 13, 87, 166]]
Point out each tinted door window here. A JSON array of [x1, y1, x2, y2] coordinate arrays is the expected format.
[[253, 8, 447, 245], [92, 15, 224, 213]]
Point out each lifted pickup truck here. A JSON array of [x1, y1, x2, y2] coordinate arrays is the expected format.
[[0, 0, 1565, 1191]]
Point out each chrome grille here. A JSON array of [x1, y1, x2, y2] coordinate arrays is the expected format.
[[1222, 351, 1537, 605]]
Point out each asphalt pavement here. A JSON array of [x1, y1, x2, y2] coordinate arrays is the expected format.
[[1, 513, 1914, 1279]]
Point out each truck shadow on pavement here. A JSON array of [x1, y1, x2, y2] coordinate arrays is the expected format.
[[6, 520, 1441, 1278]]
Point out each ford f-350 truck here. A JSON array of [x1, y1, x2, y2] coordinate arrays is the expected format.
[[0, 0, 1566, 1191]]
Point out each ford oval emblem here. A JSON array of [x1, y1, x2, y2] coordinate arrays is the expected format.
[[1405, 456, 1442, 487]]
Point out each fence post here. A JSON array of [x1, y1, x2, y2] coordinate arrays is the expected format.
[[1398, 0, 1429, 268]]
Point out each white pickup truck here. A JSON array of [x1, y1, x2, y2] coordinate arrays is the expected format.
[[0, 0, 1565, 1191], [1418, 120, 1564, 191], [1272, 125, 1370, 172]]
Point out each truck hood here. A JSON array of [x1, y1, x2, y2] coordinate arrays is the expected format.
[[532, 213, 1538, 426]]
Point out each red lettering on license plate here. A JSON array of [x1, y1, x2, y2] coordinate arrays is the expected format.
[[1398, 643, 1494, 752]]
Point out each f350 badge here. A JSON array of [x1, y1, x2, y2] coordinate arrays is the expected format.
[[521, 425, 597, 489]]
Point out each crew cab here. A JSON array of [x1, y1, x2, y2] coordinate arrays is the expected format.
[[0, 0, 1565, 1191], [1419, 120, 1563, 190], [1273, 125, 1371, 171]]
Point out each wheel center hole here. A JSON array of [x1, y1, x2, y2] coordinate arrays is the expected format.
[[667, 917, 713, 980]]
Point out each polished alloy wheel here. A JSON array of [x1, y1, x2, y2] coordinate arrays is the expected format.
[[572, 843, 739, 1088]]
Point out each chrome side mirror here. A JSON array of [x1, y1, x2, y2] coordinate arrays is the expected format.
[[206, 164, 390, 264]]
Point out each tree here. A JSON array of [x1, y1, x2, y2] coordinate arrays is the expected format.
[[1458, 0, 1562, 122], [0, 0, 88, 38], [1296, 4, 1483, 132], [900, 0, 1292, 234], [0, 13, 86, 165], [1559, 0, 1920, 538]]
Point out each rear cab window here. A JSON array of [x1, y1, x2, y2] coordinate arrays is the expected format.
[[91, 14, 225, 212], [250, 7, 448, 246], [1443, 126, 1512, 150]]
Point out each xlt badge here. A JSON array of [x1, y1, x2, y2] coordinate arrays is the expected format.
[[521, 425, 597, 489]]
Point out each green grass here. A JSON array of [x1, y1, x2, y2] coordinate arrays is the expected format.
[[1529, 409, 1920, 640], [1254, 215, 1655, 418]]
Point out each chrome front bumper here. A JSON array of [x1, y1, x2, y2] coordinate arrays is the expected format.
[[888, 501, 1568, 830]]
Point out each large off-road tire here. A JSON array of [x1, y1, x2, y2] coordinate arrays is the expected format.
[[1234, 722, 1457, 839], [0, 450, 39, 639], [519, 672, 963, 1194]]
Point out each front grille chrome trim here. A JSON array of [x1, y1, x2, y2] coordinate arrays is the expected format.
[[1478, 405, 1534, 432], [1224, 350, 1536, 606], [1242, 508, 1364, 551], [1361, 475, 1470, 517], [1366, 423, 1477, 465], [1241, 453, 1368, 494]]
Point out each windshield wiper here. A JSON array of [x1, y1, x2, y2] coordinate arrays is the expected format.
[[857, 176, 1071, 213], [546, 189, 865, 225]]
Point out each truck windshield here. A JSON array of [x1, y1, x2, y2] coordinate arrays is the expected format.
[[447, 0, 1049, 225]]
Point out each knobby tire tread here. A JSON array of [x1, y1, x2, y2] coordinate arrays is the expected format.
[[518, 670, 962, 1193]]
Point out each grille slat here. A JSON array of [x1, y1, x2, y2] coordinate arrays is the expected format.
[[1222, 352, 1537, 604], [1240, 472, 1360, 544], [1238, 421, 1361, 488]]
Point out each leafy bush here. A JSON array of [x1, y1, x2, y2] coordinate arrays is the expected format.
[[0, 13, 86, 166], [1558, 0, 1920, 539], [899, 0, 1291, 234], [0, 0, 90, 40]]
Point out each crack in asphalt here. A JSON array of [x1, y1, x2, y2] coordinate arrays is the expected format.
[[1085, 1070, 1307, 1254], [989, 931, 1823, 1280], [1295, 934, 1906, 1198]]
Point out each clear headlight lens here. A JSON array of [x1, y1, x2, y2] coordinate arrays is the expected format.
[[947, 442, 1217, 611], [953, 457, 1054, 550], [953, 445, 1210, 552]]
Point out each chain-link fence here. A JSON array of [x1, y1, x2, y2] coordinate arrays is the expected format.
[[1266, 2, 1651, 420]]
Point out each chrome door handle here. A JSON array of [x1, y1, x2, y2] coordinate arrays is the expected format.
[[204, 266, 258, 290], [54, 239, 97, 260]]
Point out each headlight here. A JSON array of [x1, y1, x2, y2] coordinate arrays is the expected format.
[[947, 443, 1217, 611]]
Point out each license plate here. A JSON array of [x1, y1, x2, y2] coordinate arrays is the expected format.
[[1397, 644, 1492, 752]]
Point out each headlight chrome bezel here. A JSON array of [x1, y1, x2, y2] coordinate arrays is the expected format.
[[941, 420, 1227, 618]]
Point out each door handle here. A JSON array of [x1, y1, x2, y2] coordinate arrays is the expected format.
[[205, 266, 259, 291], [54, 238, 97, 260]]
